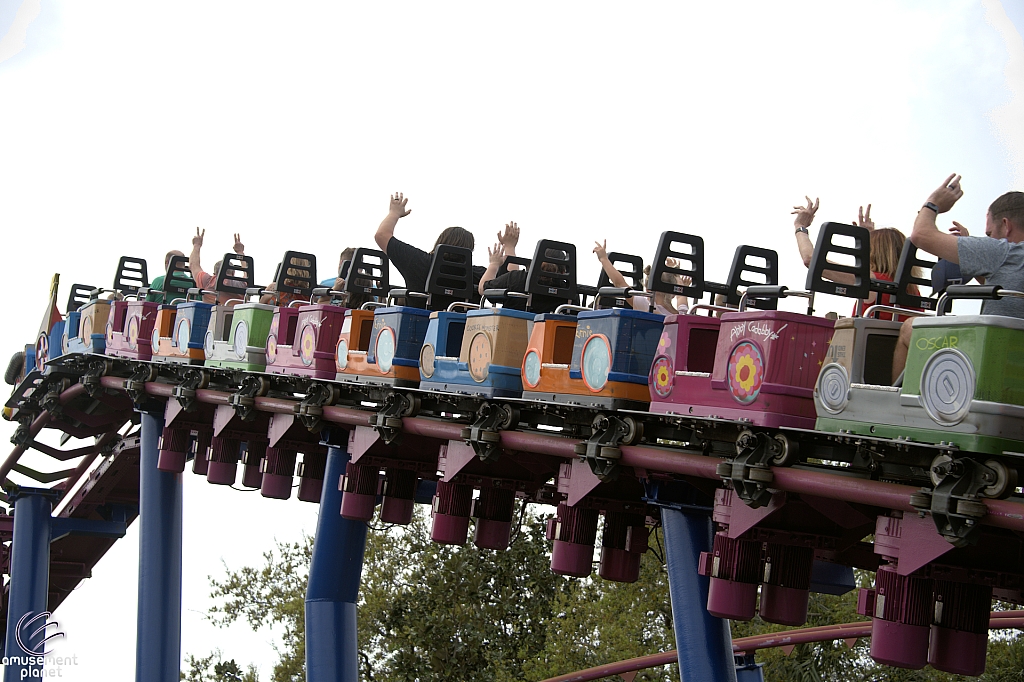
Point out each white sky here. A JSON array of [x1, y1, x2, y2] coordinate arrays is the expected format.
[[1, 1, 1023, 679]]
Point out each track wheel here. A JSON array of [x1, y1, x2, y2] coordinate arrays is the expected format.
[[983, 459, 1018, 499], [770, 433, 799, 466]]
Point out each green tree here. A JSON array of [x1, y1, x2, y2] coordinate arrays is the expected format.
[[187, 509, 1024, 682]]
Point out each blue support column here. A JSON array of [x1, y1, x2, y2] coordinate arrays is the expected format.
[[135, 410, 183, 682], [305, 444, 368, 682], [662, 505, 737, 682], [3, 488, 55, 682]]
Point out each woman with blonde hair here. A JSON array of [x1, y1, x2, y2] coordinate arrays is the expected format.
[[791, 198, 920, 320]]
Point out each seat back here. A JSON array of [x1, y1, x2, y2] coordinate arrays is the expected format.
[[67, 284, 96, 312], [275, 251, 316, 301], [894, 241, 938, 311], [648, 231, 705, 302], [596, 252, 644, 290], [162, 254, 195, 299], [425, 245, 475, 310], [113, 256, 149, 296], [525, 239, 578, 312], [215, 253, 256, 296], [805, 222, 871, 300], [343, 248, 390, 305], [724, 245, 780, 310]]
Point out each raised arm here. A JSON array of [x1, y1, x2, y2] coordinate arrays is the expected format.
[[910, 174, 963, 263], [853, 204, 875, 231], [593, 240, 629, 288], [497, 222, 520, 270], [189, 227, 206, 277], [233, 233, 245, 256], [478, 243, 506, 296], [792, 196, 818, 268], [374, 192, 412, 254]]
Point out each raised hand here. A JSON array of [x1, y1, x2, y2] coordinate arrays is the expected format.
[[927, 174, 964, 213], [487, 243, 506, 266], [233, 233, 245, 254], [497, 222, 520, 250], [949, 221, 969, 237], [192, 227, 205, 247], [389, 192, 411, 218], [593, 239, 609, 261], [792, 196, 819, 230], [854, 204, 875, 230]]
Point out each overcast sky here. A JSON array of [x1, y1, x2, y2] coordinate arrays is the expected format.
[[2, 1, 1023, 679]]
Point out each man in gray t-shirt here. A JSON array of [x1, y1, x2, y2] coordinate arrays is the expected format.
[[890, 174, 1024, 381]]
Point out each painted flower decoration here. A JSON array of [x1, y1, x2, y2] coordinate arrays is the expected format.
[[658, 333, 672, 351], [727, 341, 764, 404], [651, 355, 673, 398]]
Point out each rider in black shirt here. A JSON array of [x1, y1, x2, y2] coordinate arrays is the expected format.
[[374, 192, 508, 292]]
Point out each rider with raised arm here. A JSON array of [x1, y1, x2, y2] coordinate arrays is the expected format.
[[188, 228, 245, 305], [791, 197, 918, 320], [373, 192, 489, 291], [891, 175, 1024, 380]]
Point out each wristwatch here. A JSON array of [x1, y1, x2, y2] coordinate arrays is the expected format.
[[795, 226, 809, 235]]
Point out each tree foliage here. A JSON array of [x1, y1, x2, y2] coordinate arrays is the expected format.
[[187, 507, 1023, 682]]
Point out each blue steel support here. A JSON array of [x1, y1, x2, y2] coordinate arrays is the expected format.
[[135, 410, 183, 682], [305, 444, 368, 682], [662, 504, 737, 682], [3, 488, 55, 681]]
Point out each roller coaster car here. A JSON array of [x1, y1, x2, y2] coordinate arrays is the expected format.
[[816, 246, 1024, 465], [55, 283, 101, 366], [422, 241, 580, 398], [203, 255, 267, 371], [102, 257, 158, 360], [148, 255, 208, 365], [331, 248, 431, 386], [651, 225, 868, 429], [66, 258, 144, 357], [522, 249, 662, 409], [341, 244, 472, 388], [265, 252, 350, 379]]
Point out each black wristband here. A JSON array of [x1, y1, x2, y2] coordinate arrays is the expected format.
[[922, 202, 940, 213]]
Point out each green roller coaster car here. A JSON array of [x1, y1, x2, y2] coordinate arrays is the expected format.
[[815, 295, 1024, 460], [204, 300, 275, 371]]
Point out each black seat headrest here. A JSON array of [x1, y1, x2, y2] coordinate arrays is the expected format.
[[725, 245, 780, 310], [648, 231, 705, 300], [805, 222, 871, 300], [275, 251, 317, 299], [894, 241, 938, 312], [113, 256, 149, 296]]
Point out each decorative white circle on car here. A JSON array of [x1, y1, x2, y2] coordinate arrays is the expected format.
[[920, 348, 975, 426], [106, 321, 114, 343], [523, 350, 541, 388], [299, 324, 316, 366], [376, 327, 396, 373], [336, 338, 349, 370], [817, 363, 850, 414], [127, 315, 140, 350], [468, 333, 491, 382], [176, 318, 192, 353], [204, 330, 215, 357], [581, 334, 612, 392], [151, 327, 161, 351], [266, 334, 278, 364], [419, 343, 435, 378], [232, 320, 249, 359]]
